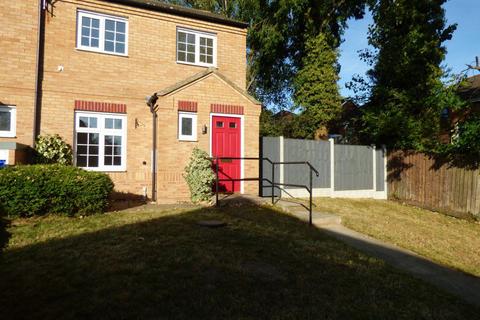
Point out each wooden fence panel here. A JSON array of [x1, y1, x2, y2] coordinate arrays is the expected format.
[[388, 151, 480, 219]]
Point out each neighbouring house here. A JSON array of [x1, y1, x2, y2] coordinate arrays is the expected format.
[[0, 0, 262, 202], [439, 74, 480, 143]]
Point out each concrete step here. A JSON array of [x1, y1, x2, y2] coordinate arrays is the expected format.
[[275, 200, 341, 227]]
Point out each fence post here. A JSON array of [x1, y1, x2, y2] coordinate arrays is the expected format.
[[279, 136, 284, 198], [329, 138, 335, 197], [372, 145, 377, 194], [383, 145, 388, 197], [271, 163, 275, 204]]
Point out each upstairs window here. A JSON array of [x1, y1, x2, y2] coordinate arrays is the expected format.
[[176, 28, 216, 67], [77, 10, 128, 56], [0, 106, 16, 138]]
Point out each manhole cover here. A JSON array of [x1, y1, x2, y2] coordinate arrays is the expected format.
[[196, 220, 227, 228]]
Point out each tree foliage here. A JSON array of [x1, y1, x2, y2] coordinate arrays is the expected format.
[[293, 33, 342, 138], [359, 0, 457, 150]]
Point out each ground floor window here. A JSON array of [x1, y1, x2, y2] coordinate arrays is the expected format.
[[0, 105, 16, 138], [75, 112, 126, 171], [178, 112, 197, 141]]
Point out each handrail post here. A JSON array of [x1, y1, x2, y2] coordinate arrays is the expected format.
[[271, 163, 275, 204], [215, 157, 219, 206], [309, 167, 313, 226]]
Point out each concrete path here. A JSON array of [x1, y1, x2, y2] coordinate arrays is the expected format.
[[275, 199, 480, 307]]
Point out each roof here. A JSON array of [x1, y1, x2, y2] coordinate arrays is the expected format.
[[458, 74, 480, 103], [155, 68, 261, 105], [103, 0, 249, 28]]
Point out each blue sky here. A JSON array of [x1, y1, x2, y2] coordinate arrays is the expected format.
[[338, 0, 480, 97]]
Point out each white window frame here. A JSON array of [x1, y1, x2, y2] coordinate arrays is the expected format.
[[76, 10, 129, 56], [74, 111, 127, 172], [178, 112, 197, 141], [0, 105, 16, 138], [176, 27, 217, 67]]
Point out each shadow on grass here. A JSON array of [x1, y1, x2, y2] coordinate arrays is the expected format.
[[0, 198, 478, 319], [0, 216, 10, 252]]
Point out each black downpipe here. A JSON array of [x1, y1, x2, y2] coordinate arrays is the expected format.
[[33, 0, 46, 147], [147, 94, 158, 202]]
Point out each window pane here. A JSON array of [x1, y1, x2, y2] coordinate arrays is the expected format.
[[81, 36, 89, 46], [216, 121, 223, 128], [199, 55, 206, 63], [116, 43, 125, 54], [114, 136, 121, 145], [91, 28, 99, 39], [105, 31, 115, 41], [206, 56, 213, 64], [116, 21, 126, 33], [178, 43, 186, 51], [207, 38, 213, 47], [200, 37, 206, 46], [187, 33, 195, 43], [77, 145, 87, 154], [105, 40, 114, 52], [105, 146, 113, 155], [81, 27, 90, 37], [187, 44, 195, 53], [89, 117, 97, 128], [105, 19, 115, 31], [114, 119, 122, 129], [181, 117, 192, 136], [89, 146, 99, 155], [0, 111, 11, 131], [229, 122, 237, 128], [89, 133, 99, 144], [105, 118, 113, 129], [89, 156, 99, 167], [91, 18, 100, 29], [177, 52, 186, 62], [105, 135, 113, 145], [82, 16, 90, 27], [91, 38, 99, 47], [114, 146, 121, 155], [104, 156, 112, 166], [116, 33, 125, 43], [113, 156, 122, 166], [178, 32, 186, 42], [77, 132, 88, 144], [187, 53, 195, 63], [77, 155, 87, 167]]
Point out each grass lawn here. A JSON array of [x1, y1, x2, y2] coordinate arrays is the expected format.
[[313, 198, 480, 277], [1, 204, 478, 319]]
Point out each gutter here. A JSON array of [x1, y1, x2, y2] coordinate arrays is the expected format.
[[146, 93, 159, 202], [33, 0, 46, 146]]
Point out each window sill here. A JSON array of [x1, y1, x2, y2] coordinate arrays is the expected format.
[[178, 138, 198, 142], [79, 167, 127, 172], [0, 133, 16, 138], [176, 60, 216, 68], [76, 47, 129, 58]]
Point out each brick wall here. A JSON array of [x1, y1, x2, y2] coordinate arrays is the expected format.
[[0, 0, 39, 147]]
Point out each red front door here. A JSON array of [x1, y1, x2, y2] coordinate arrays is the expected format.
[[212, 116, 241, 193]]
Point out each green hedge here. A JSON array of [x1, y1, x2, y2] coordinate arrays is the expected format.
[[0, 165, 114, 217]]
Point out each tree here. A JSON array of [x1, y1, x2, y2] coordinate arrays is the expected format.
[[293, 33, 342, 138], [360, 0, 456, 150]]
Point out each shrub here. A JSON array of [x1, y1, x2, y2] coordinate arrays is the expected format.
[[35, 134, 73, 165], [184, 148, 215, 203], [0, 165, 114, 217]]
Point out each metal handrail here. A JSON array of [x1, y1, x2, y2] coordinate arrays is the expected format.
[[211, 156, 319, 226]]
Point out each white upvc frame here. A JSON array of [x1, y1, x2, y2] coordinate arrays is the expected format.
[[0, 105, 16, 138], [76, 9, 129, 56], [176, 27, 217, 67], [178, 112, 198, 141], [209, 113, 245, 194], [74, 111, 127, 172]]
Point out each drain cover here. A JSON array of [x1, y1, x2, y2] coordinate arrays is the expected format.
[[196, 220, 227, 228]]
